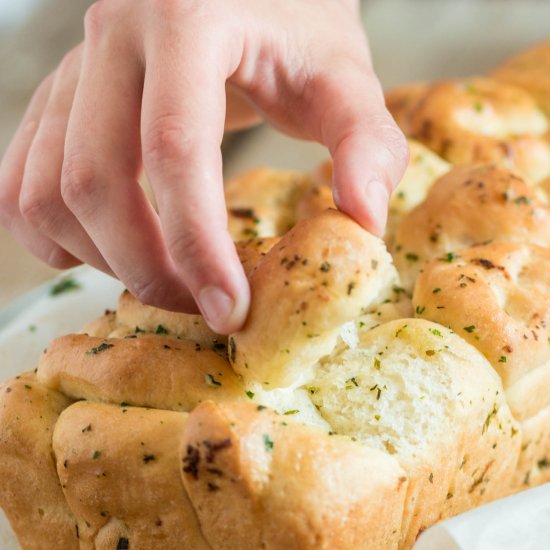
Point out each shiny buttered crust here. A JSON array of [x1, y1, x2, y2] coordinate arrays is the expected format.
[[0, 372, 78, 549], [229, 209, 400, 387], [53, 402, 211, 550], [393, 165, 550, 292], [409, 77, 550, 183], [37, 334, 245, 411], [181, 401, 407, 550], [492, 40, 550, 116], [413, 241, 550, 421]]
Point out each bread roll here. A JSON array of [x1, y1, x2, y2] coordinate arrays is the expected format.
[[181, 401, 408, 550], [385, 82, 430, 135], [230, 209, 400, 387], [491, 40, 550, 116], [409, 77, 550, 183], [52, 401, 210, 550], [513, 404, 550, 490], [309, 318, 520, 548], [385, 140, 450, 247], [225, 167, 312, 240], [0, 372, 77, 549], [413, 241, 550, 421], [37, 334, 245, 411], [393, 165, 550, 291], [113, 289, 221, 345]]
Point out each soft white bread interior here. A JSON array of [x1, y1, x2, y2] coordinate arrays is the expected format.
[[230, 208, 400, 388], [0, 372, 78, 549], [307, 318, 520, 548]]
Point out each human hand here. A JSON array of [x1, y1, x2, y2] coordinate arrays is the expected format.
[[0, 0, 408, 334]]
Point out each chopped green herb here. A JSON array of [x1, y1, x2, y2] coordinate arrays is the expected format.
[[263, 434, 274, 451], [439, 252, 460, 263], [373, 357, 381, 370], [464, 325, 476, 333], [432, 288, 442, 294], [86, 342, 114, 355], [92, 451, 101, 460], [155, 324, 169, 335], [415, 305, 426, 314], [50, 277, 81, 296], [283, 410, 299, 416], [319, 262, 331, 272], [405, 253, 419, 262], [246, 390, 255, 399], [498, 356, 507, 363], [429, 328, 443, 337]]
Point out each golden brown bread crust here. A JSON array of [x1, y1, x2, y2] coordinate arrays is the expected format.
[[230, 209, 400, 387], [114, 289, 222, 345], [513, 405, 550, 491], [393, 165, 550, 291], [52, 401, 211, 550], [413, 241, 550, 421], [409, 77, 550, 183], [385, 82, 430, 135], [385, 140, 450, 248], [491, 40, 550, 116], [0, 372, 78, 550], [236, 236, 280, 276], [37, 334, 245, 411], [225, 167, 313, 240], [181, 401, 407, 550], [309, 318, 521, 548]]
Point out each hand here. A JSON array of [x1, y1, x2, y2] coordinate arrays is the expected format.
[[0, 0, 408, 334]]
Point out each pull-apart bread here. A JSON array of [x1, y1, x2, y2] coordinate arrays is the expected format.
[[2, 208, 539, 550], [1, 41, 550, 550]]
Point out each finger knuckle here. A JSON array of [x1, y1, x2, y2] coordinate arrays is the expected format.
[[19, 183, 54, 229], [84, 1, 107, 39], [143, 115, 193, 168], [61, 155, 99, 209]]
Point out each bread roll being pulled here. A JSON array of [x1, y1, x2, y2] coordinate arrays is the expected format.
[[229, 209, 400, 388]]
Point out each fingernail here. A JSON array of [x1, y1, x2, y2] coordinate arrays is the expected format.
[[198, 286, 235, 331], [365, 180, 389, 236]]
